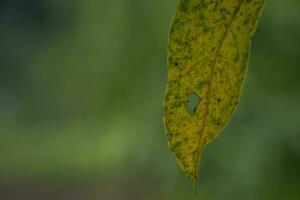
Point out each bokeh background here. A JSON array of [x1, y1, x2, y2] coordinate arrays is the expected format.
[[0, 0, 300, 199]]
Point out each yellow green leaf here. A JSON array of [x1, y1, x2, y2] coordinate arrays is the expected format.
[[164, 0, 264, 187]]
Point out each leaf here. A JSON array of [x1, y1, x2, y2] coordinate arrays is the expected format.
[[164, 0, 264, 187]]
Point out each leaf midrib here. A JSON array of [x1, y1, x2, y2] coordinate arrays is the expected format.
[[195, 0, 245, 158]]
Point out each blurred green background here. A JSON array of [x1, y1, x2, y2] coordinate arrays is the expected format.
[[0, 0, 300, 199]]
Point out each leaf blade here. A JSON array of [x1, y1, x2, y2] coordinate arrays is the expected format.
[[164, 0, 264, 185]]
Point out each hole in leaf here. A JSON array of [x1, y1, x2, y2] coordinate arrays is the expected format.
[[186, 93, 200, 116]]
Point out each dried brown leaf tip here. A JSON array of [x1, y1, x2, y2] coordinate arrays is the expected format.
[[164, 0, 264, 187]]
